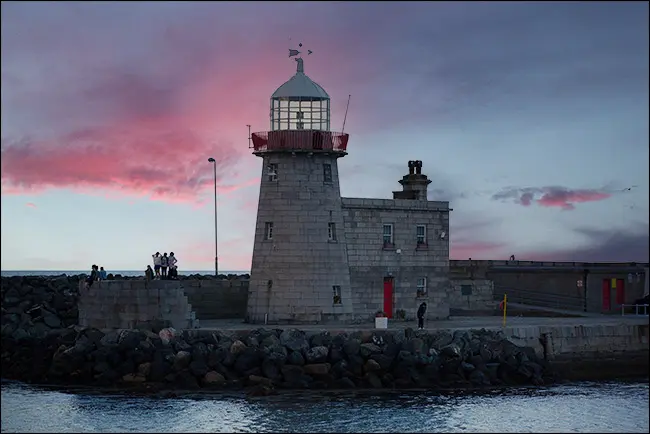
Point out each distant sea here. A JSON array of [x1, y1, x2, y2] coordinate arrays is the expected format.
[[0, 270, 250, 277]]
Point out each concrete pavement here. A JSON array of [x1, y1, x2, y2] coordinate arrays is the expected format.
[[198, 314, 649, 333]]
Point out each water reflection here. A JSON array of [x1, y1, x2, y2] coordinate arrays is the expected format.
[[2, 381, 648, 433]]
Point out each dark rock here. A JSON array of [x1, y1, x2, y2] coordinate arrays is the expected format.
[[305, 346, 329, 363], [189, 359, 209, 378], [364, 372, 383, 388], [328, 346, 345, 364], [360, 343, 382, 358], [334, 377, 356, 389], [261, 359, 282, 381], [343, 339, 361, 357], [173, 351, 192, 371], [310, 331, 332, 348], [370, 354, 395, 371], [303, 363, 330, 376], [364, 359, 381, 373], [234, 348, 262, 375], [281, 365, 304, 383], [287, 351, 305, 366], [279, 329, 309, 353]]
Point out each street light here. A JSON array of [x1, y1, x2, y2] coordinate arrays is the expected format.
[[207, 157, 218, 277]]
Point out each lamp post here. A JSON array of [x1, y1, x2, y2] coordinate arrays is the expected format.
[[207, 157, 218, 277]]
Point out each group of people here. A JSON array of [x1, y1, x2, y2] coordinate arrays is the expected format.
[[146, 252, 179, 280], [85, 264, 108, 289]]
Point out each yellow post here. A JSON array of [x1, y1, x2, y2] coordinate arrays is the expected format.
[[502, 293, 507, 328]]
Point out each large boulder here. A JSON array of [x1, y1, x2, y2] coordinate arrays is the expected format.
[[305, 346, 329, 364], [280, 329, 309, 353]]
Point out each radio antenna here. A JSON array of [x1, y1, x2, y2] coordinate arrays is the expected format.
[[246, 124, 252, 149], [341, 94, 351, 133]]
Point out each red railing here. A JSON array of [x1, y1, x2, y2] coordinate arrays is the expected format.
[[251, 130, 349, 153]]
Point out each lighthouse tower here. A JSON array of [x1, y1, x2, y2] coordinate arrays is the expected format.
[[246, 47, 353, 324]]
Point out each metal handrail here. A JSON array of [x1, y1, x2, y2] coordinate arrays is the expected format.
[[620, 304, 649, 316], [493, 285, 584, 310], [251, 130, 349, 153]]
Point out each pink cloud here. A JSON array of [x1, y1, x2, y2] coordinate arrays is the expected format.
[[492, 186, 612, 210], [25, 202, 37, 208]]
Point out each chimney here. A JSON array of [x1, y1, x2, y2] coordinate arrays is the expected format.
[[392, 160, 432, 201]]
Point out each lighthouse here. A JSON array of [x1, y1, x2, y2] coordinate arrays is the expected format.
[[246, 47, 353, 324]]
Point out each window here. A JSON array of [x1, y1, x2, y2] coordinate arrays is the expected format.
[[332, 285, 342, 305], [267, 164, 278, 182], [328, 222, 337, 241], [417, 277, 427, 297], [323, 164, 332, 183], [264, 222, 274, 240], [416, 225, 427, 246], [383, 224, 394, 247]]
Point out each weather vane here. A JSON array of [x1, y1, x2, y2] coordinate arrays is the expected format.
[[288, 42, 312, 59], [288, 42, 312, 73]]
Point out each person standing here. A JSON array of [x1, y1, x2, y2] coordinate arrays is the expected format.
[[85, 264, 99, 290], [168, 252, 178, 269], [417, 302, 427, 330], [145, 265, 154, 281], [160, 253, 169, 278], [152, 252, 162, 278]]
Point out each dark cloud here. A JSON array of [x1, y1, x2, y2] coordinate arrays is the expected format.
[[492, 186, 612, 210], [523, 225, 649, 262]]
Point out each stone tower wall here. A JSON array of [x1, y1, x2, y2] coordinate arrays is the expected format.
[[247, 152, 352, 323]]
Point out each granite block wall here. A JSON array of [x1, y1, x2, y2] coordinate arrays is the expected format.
[[342, 198, 451, 321], [78, 280, 198, 329]]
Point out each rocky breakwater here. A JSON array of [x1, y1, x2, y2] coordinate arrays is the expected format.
[[1, 275, 80, 340], [1, 326, 555, 394]]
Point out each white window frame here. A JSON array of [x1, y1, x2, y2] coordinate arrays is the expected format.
[[323, 163, 333, 183], [332, 285, 342, 305], [265, 222, 274, 240], [416, 225, 427, 246], [328, 222, 337, 241], [267, 163, 278, 182], [383, 224, 394, 245], [417, 277, 427, 296]]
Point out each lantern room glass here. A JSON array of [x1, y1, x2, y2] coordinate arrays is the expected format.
[[270, 97, 330, 131]]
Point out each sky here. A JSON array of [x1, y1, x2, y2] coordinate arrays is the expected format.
[[1, 1, 648, 271]]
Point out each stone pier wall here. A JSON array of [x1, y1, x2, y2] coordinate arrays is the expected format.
[[183, 279, 249, 320], [78, 280, 198, 329]]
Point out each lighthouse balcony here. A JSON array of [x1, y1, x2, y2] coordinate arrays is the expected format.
[[251, 130, 349, 155]]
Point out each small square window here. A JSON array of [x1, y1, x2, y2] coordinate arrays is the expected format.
[[332, 285, 342, 305], [417, 277, 427, 297], [323, 164, 332, 183], [264, 222, 274, 240], [383, 224, 394, 247], [328, 222, 337, 241], [267, 164, 278, 182], [416, 225, 427, 246]]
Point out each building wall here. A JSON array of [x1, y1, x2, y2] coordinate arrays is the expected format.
[[449, 260, 648, 313], [342, 198, 451, 321], [183, 279, 249, 320], [448, 278, 495, 311], [247, 153, 353, 324]]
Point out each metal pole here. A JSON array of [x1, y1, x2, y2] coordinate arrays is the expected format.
[[208, 157, 218, 277], [213, 162, 218, 277]]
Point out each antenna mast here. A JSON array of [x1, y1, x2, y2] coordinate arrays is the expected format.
[[247, 125, 252, 149], [341, 94, 351, 133]]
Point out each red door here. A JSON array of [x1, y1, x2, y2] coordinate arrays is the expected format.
[[383, 277, 394, 318], [616, 279, 625, 306], [602, 279, 611, 311]]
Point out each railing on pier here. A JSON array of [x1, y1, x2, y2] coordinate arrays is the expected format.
[[493, 285, 584, 311], [251, 130, 349, 153], [620, 304, 649, 316]]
